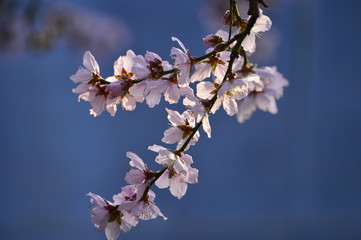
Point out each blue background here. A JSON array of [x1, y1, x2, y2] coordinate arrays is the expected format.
[[1, 0, 361, 239]]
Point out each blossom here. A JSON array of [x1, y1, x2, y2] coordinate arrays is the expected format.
[[104, 50, 144, 113], [115, 185, 167, 221], [70, 51, 100, 94], [190, 50, 230, 82], [182, 87, 212, 138], [241, 9, 272, 54], [203, 34, 223, 47], [236, 66, 289, 123], [70, 51, 119, 117], [203, 29, 236, 48], [124, 152, 150, 185], [162, 108, 199, 150], [196, 74, 249, 116], [86, 192, 138, 240], [76, 88, 107, 117], [148, 145, 199, 199], [131, 51, 181, 107], [171, 37, 192, 87]]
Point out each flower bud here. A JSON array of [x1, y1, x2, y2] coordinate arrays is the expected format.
[[222, 10, 239, 26], [203, 34, 223, 47], [222, 10, 247, 28]]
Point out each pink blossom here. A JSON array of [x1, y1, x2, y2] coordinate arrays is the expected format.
[[182, 87, 212, 138], [86, 192, 138, 240], [171, 37, 192, 87], [242, 9, 272, 54], [162, 108, 199, 150], [131, 51, 180, 107], [124, 152, 150, 185], [70, 51, 122, 117], [148, 145, 198, 199], [190, 50, 230, 82], [196, 65, 254, 116], [115, 185, 167, 221], [237, 66, 288, 123]]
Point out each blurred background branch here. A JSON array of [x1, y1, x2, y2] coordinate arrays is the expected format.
[[0, 0, 131, 55]]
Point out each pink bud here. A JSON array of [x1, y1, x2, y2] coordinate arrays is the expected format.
[[203, 34, 223, 47]]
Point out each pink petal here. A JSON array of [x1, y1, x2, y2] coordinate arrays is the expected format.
[[155, 169, 171, 189], [169, 175, 188, 199]]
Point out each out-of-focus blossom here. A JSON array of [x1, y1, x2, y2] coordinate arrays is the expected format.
[[237, 66, 288, 123], [0, 0, 130, 55]]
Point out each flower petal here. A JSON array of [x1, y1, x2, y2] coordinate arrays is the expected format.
[[126, 152, 146, 170], [169, 175, 188, 199], [155, 169, 171, 189]]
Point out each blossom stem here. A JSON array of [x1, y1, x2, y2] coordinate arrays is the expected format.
[[228, 0, 234, 41], [161, 69, 178, 75], [193, 51, 217, 63], [240, 48, 249, 67], [233, 0, 243, 24]]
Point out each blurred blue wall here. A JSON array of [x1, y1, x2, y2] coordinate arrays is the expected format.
[[1, 0, 361, 239]]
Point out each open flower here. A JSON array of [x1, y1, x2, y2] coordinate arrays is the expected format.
[[70, 51, 135, 117], [237, 66, 288, 123], [115, 185, 167, 221], [131, 51, 180, 107], [124, 152, 152, 185], [182, 87, 212, 138], [70, 51, 100, 86], [241, 9, 272, 54], [87, 192, 138, 240], [162, 108, 199, 150], [148, 145, 199, 199], [171, 37, 192, 87], [190, 50, 230, 82], [104, 50, 143, 113], [196, 75, 249, 116]]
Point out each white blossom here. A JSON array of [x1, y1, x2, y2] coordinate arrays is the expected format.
[[242, 9, 272, 54], [196, 75, 249, 116], [237, 66, 288, 123], [131, 51, 180, 107], [115, 185, 167, 221], [148, 145, 199, 199], [162, 108, 199, 150], [190, 51, 230, 82], [125, 152, 149, 185], [182, 87, 212, 138], [70, 51, 108, 116], [86, 192, 138, 240], [171, 37, 192, 87]]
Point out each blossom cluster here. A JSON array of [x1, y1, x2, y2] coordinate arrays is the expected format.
[[71, 2, 288, 239]]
